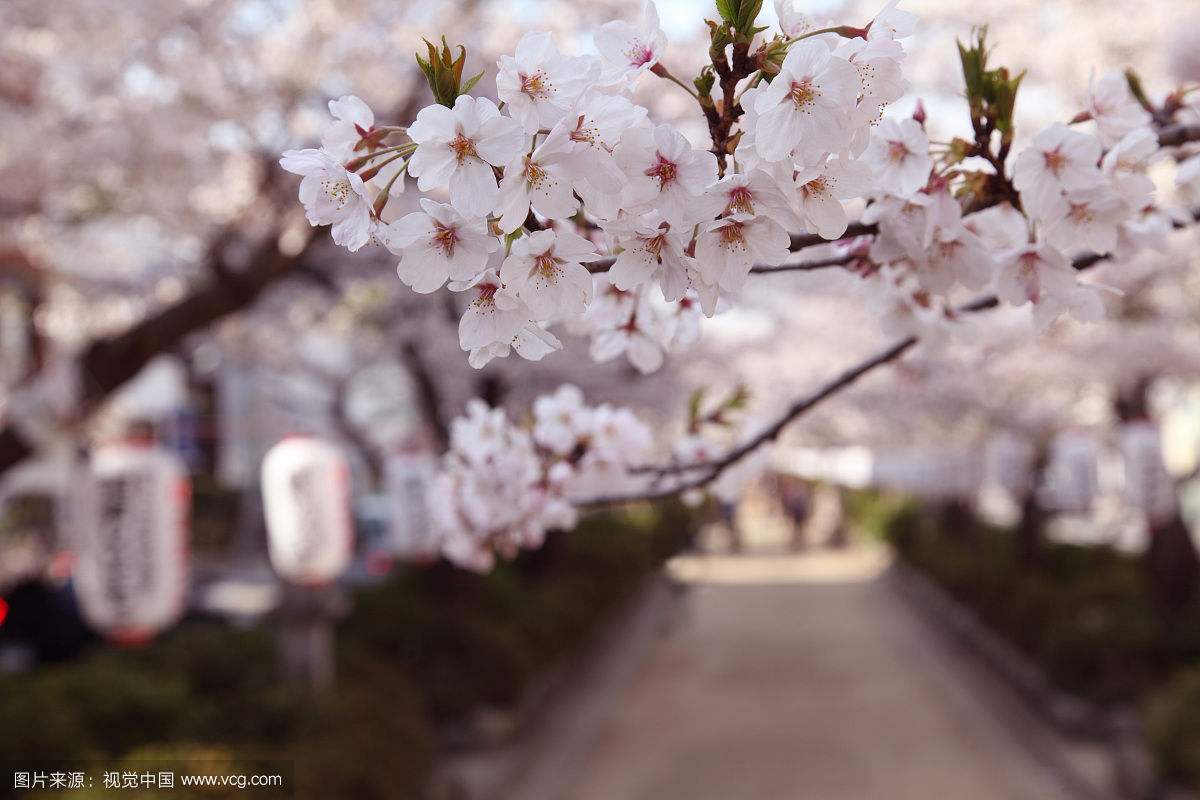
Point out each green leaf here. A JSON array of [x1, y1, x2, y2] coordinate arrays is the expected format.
[[461, 71, 484, 95], [687, 388, 707, 430], [714, 0, 737, 25]]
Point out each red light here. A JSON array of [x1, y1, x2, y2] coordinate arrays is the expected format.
[[0, 597, 8, 627]]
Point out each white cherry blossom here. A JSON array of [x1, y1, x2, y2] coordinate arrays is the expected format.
[[594, 0, 666, 78], [606, 220, 694, 300], [615, 123, 718, 227], [995, 241, 1078, 307], [694, 213, 790, 292], [699, 169, 799, 227], [495, 125, 581, 233], [1043, 186, 1127, 255], [589, 310, 667, 374], [753, 39, 859, 163], [321, 95, 376, 161], [406, 95, 524, 217], [279, 149, 373, 251], [794, 156, 874, 240], [457, 270, 530, 353], [496, 32, 599, 134], [863, 116, 931, 196], [1012, 123, 1102, 219], [500, 229, 598, 320], [381, 199, 498, 293], [533, 384, 594, 454], [1085, 71, 1152, 146]]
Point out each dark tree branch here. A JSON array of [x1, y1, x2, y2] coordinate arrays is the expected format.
[[400, 340, 449, 452]]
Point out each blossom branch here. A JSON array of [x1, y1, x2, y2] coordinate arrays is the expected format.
[[580, 207, 1200, 507]]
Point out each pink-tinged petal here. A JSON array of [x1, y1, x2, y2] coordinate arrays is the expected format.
[[803, 189, 848, 239], [382, 211, 435, 251], [280, 148, 329, 176], [626, 333, 664, 373], [449, 160, 499, 217], [398, 245, 450, 294], [476, 116, 526, 166], [328, 95, 374, 127], [406, 104, 456, 144], [330, 207, 373, 253], [609, 247, 658, 290], [408, 144, 456, 191]]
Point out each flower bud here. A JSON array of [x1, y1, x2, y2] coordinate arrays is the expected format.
[[416, 37, 483, 108]]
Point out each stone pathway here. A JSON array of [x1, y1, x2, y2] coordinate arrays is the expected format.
[[496, 541, 1114, 800]]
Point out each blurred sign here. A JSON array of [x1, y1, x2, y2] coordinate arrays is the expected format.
[[385, 453, 439, 559], [983, 433, 1035, 499], [1044, 432, 1098, 514], [262, 437, 352, 586], [74, 444, 190, 643], [1119, 422, 1176, 525]]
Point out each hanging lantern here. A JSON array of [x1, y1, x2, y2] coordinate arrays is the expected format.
[[74, 443, 190, 644], [385, 451, 440, 559], [262, 437, 353, 586]]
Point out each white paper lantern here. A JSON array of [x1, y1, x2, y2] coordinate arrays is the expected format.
[[74, 443, 190, 643], [385, 452, 439, 559], [262, 437, 353, 585]]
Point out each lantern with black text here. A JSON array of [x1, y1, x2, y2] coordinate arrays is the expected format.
[[262, 437, 353, 586], [74, 443, 190, 643]]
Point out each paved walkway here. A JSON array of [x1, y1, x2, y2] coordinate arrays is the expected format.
[[496, 541, 1113, 800]]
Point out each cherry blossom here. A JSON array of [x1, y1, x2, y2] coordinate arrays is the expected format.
[[606, 220, 694, 300], [267, 0, 1200, 571], [995, 241, 1079, 308], [496, 32, 599, 134], [1043, 186, 1127, 255], [594, 0, 667, 78], [1012, 123, 1103, 219], [500, 229, 598, 320], [382, 199, 498, 293], [753, 40, 859, 163], [794, 156, 874, 240], [533, 384, 594, 454], [406, 95, 524, 217], [495, 125, 581, 233], [589, 316, 667, 374], [774, 0, 818, 40], [863, 117, 932, 197], [456, 270, 531, 354], [615, 123, 718, 227], [1085, 71, 1152, 147], [918, 190, 996, 292], [699, 169, 799, 227], [320, 95, 376, 161], [694, 214, 790, 292], [279, 149, 374, 251]]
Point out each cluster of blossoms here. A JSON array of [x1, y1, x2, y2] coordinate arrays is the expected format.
[[859, 68, 1200, 337], [427, 385, 652, 570], [280, 0, 922, 374], [281, 1, 1197, 372], [279, 0, 1200, 566]]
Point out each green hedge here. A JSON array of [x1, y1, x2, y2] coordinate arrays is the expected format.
[[0, 500, 695, 799], [849, 492, 1200, 793]]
